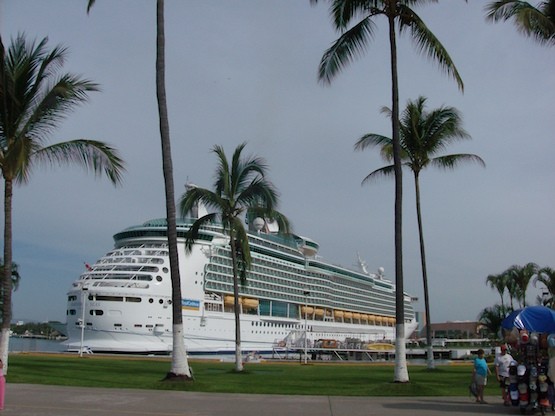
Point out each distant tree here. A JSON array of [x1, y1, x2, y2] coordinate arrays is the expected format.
[[0, 260, 20, 322], [506, 262, 538, 307], [533, 266, 555, 307], [179, 143, 289, 372], [0, 259, 20, 292], [486, 1, 555, 45], [355, 96, 484, 370], [478, 304, 508, 339], [311, 0, 464, 382], [0, 34, 124, 371], [486, 272, 508, 310]]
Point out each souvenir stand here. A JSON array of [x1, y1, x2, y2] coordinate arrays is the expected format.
[[501, 306, 555, 415]]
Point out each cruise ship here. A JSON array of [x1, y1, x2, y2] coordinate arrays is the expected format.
[[65, 199, 418, 355]]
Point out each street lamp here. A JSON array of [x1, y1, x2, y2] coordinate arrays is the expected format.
[[79, 287, 88, 357], [303, 290, 310, 365]]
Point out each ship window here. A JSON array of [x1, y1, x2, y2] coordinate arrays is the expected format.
[[114, 323, 122, 327], [90, 309, 104, 316], [68, 295, 77, 301], [68, 309, 76, 315], [125, 297, 142, 303], [163, 267, 169, 273], [159, 299, 164, 304], [134, 324, 142, 327], [156, 276, 162, 282], [96, 295, 124, 302], [149, 298, 154, 303]]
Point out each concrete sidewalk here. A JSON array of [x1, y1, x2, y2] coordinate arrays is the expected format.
[[1, 384, 515, 415]]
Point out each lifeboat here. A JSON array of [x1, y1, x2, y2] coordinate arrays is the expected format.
[[360, 314, 369, 321], [224, 295, 235, 306], [368, 315, 375, 323], [334, 310, 344, 319], [321, 339, 338, 348], [352, 313, 361, 321], [366, 342, 395, 352], [344, 311, 353, 320], [301, 306, 314, 315], [314, 308, 325, 317], [241, 298, 259, 310], [375, 315, 383, 324]]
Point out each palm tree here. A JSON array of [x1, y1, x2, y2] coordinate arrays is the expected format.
[[533, 267, 555, 307], [0, 34, 124, 370], [354, 96, 484, 369], [486, 272, 508, 309], [478, 304, 508, 339], [486, 1, 555, 45], [506, 262, 539, 307], [179, 143, 289, 372], [311, 0, 464, 382], [86, 0, 192, 380]]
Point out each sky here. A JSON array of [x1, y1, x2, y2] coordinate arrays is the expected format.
[[1, 0, 553, 325]]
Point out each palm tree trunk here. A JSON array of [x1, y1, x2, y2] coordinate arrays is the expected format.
[[414, 173, 434, 370], [156, 0, 190, 379], [230, 236, 244, 372], [387, 8, 408, 383], [1, 179, 13, 374]]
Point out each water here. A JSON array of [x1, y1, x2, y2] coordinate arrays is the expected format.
[[9, 337, 66, 353]]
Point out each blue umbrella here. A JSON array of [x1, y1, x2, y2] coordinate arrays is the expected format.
[[502, 306, 555, 333]]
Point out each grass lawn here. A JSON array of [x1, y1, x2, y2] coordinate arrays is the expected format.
[[5, 354, 497, 396]]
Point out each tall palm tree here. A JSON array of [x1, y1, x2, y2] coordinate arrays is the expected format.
[[533, 266, 555, 307], [179, 143, 289, 372], [86, 0, 192, 380], [486, 272, 508, 309], [0, 34, 124, 370], [311, 0, 464, 382], [506, 262, 539, 307], [486, 1, 555, 45], [355, 96, 484, 369]]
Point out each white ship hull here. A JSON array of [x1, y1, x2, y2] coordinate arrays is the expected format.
[[65, 217, 417, 355]]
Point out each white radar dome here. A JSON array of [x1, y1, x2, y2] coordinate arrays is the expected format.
[[253, 217, 265, 232]]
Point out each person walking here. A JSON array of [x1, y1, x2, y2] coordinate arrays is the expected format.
[[495, 345, 514, 405], [473, 348, 492, 404]]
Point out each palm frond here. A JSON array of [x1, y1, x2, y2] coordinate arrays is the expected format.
[[184, 213, 218, 253], [485, 0, 555, 44], [430, 153, 486, 170], [318, 17, 377, 85], [361, 164, 395, 185], [398, 5, 464, 91], [31, 139, 125, 185]]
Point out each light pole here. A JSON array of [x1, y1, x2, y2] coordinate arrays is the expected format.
[[303, 290, 310, 364], [79, 287, 88, 357]]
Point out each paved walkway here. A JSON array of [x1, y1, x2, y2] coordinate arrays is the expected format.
[[1, 384, 518, 415]]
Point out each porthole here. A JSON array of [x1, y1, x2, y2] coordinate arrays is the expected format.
[[149, 298, 154, 303], [159, 299, 164, 304], [156, 276, 162, 282], [162, 267, 169, 273]]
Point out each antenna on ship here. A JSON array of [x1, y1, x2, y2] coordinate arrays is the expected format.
[[356, 252, 369, 275]]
